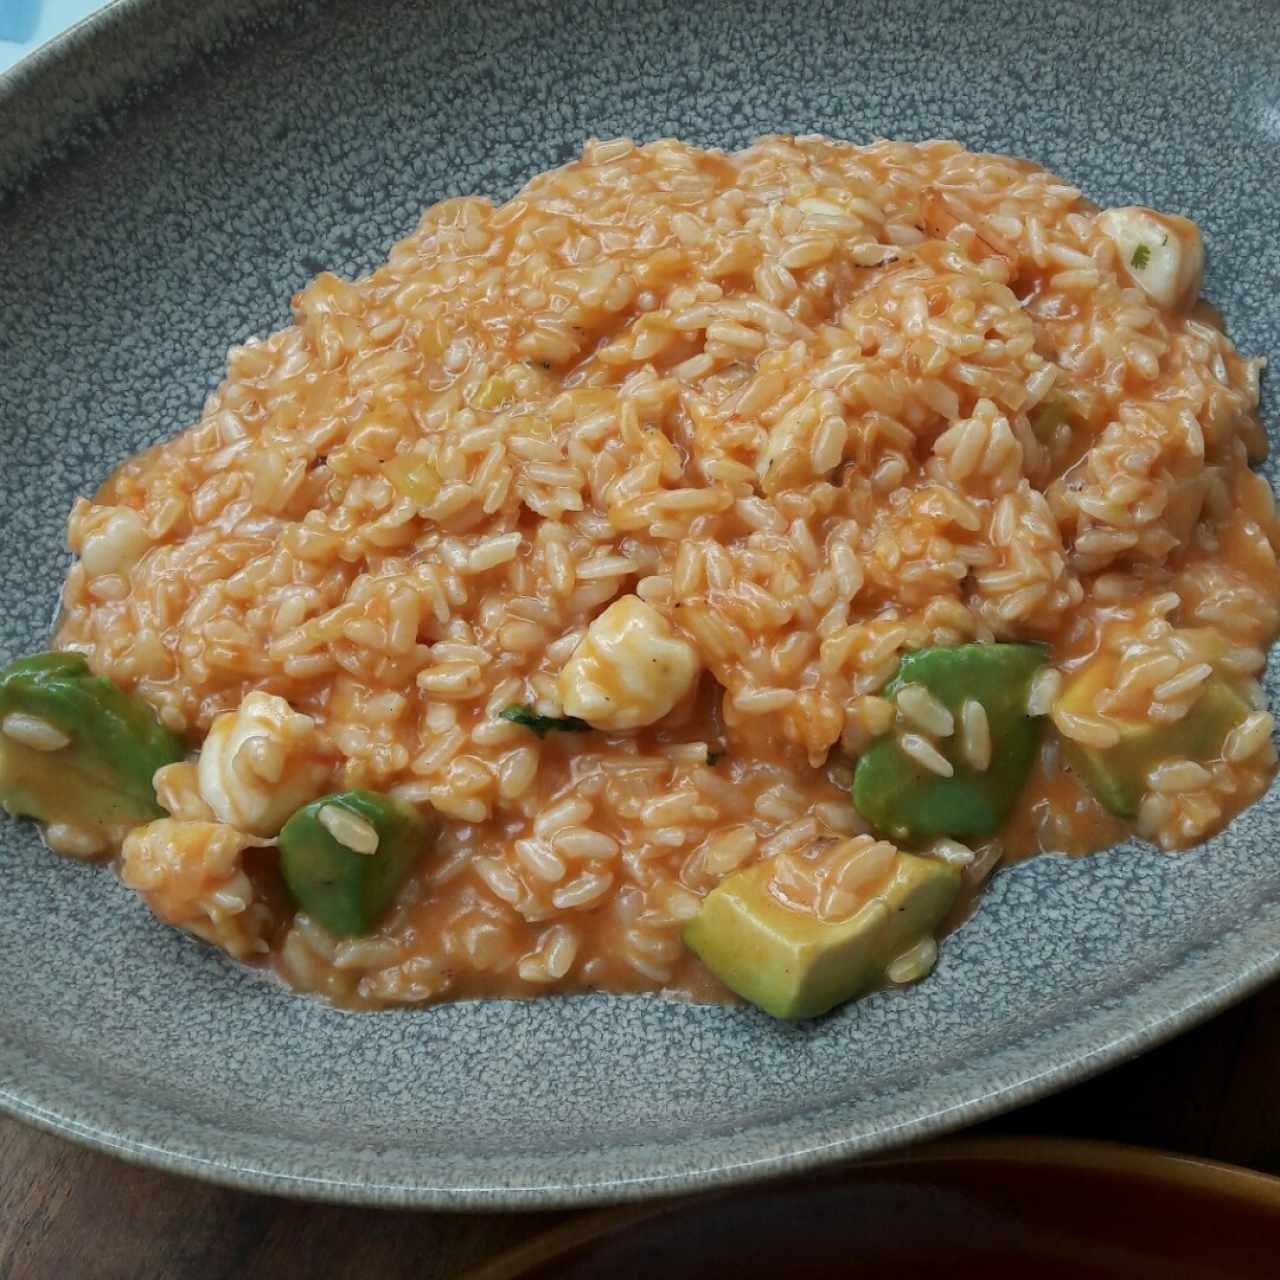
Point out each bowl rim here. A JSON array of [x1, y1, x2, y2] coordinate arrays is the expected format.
[[462, 1136, 1280, 1279], [3, 0, 1280, 1211], [5, 937, 1280, 1208]]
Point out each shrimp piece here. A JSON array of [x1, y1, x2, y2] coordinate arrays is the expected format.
[[198, 692, 330, 836], [121, 818, 275, 960]]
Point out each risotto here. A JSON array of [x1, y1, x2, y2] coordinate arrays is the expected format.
[[3, 136, 1277, 1017]]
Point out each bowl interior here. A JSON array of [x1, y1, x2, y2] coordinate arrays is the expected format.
[[2, 0, 1280, 1207]]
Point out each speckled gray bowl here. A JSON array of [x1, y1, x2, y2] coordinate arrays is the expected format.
[[1, 0, 1278, 1210]]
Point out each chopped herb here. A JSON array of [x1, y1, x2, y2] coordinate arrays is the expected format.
[[500, 704, 591, 738], [707, 751, 724, 766], [1131, 243, 1151, 270]]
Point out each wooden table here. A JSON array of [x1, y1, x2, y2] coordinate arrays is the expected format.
[[5, 980, 1280, 1279]]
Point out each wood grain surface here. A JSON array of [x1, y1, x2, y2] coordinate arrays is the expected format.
[[4, 980, 1280, 1279]]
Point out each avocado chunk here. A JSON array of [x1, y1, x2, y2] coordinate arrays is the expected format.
[[0, 651, 184, 835], [853, 643, 1046, 843], [683, 853, 960, 1019], [279, 790, 432, 936], [1058, 658, 1249, 818]]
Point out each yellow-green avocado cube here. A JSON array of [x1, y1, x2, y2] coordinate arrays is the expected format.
[[1058, 657, 1249, 818], [682, 853, 961, 1020]]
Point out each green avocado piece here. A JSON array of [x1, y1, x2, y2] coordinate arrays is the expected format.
[[279, 790, 433, 936], [1059, 659, 1249, 818], [853, 643, 1047, 843], [683, 852, 960, 1019], [0, 651, 184, 833]]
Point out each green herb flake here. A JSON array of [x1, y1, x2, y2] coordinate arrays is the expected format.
[[1131, 243, 1151, 270], [500, 704, 592, 739], [707, 751, 724, 766]]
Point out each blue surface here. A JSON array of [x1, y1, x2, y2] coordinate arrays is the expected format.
[[0, 1, 109, 74], [0, 0, 1279, 1211]]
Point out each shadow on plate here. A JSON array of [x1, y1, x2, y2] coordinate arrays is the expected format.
[[468, 1138, 1280, 1279]]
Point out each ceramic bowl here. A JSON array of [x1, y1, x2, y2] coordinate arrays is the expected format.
[[468, 1138, 1280, 1277], [1, 0, 1278, 1207]]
